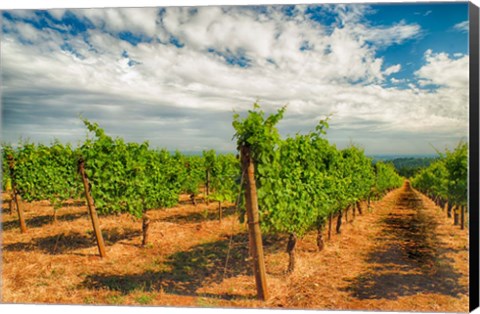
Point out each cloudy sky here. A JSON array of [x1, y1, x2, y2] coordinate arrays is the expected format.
[[0, 1, 470, 155]]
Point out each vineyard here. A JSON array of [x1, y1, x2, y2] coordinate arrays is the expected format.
[[411, 142, 468, 228], [0, 105, 469, 311]]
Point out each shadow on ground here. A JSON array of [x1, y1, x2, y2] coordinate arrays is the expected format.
[[3, 227, 141, 255], [1, 212, 87, 231], [81, 232, 284, 300], [159, 205, 238, 224], [343, 182, 467, 300]]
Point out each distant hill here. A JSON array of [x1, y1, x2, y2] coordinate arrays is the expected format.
[[370, 154, 437, 161], [370, 155, 438, 178]]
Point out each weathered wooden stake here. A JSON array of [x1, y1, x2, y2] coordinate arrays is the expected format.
[[316, 222, 324, 251], [248, 229, 254, 258], [453, 206, 459, 225], [460, 205, 465, 230], [241, 145, 268, 301], [7, 155, 27, 233], [439, 199, 445, 211], [352, 203, 356, 220], [286, 232, 297, 273], [142, 213, 151, 247], [447, 201, 453, 218], [190, 193, 197, 206], [52, 208, 58, 223], [13, 190, 27, 233], [78, 158, 107, 258], [356, 201, 363, 215], [336, 211, 342, 234]]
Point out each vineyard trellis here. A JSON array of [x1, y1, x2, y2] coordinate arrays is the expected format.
[[2, 103, 412, 300], [232, 103, 403, 276], [411, 142, 468, 229]]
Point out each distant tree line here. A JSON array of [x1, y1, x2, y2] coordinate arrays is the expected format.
[[386, 157, 437, 178]]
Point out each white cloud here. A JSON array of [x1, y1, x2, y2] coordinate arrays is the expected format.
[[415, 49, 469, 89], [390, 77, 405, 84], [162, 7, 277, 59], [454, 20, 469, 32], [72, 8, 161, 37], [359, 20, 421, 46], [409, 49, 469, 128], [384, 64, 401, 76], [14, 22, 40, 41], [329, 4, 373, 27], [325, 5, 422, 47], [48, 9, 67, 20]]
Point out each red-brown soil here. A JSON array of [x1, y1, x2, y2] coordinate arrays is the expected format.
[[0, 182, 469, 312]]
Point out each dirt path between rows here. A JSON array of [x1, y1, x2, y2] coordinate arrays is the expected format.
[[346, 181, 466, 300], [273, 181, 469, 312], [1, 182, 469, 312], [344, 181, 469, 310]]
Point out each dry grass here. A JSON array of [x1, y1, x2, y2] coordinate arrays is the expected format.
[[1, 184, 469, 312]]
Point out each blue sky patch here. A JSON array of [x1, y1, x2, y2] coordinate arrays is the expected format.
[[306, 5, 338, 26], [281, 5, 297, 17], [169, 36, 185, 48], [54, 10, 93, 35], [356, 3, 469, 89], [208, 48, 251, 68], [118, 31, 152, 46]]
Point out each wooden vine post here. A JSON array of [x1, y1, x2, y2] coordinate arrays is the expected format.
[[287, 232, 297, 273], [460, 205, 465, 230], [142, 213, 151, 247], [447, 200, 453, 218], [336, 210, 343, 234], [7, 155, 27, 233], [240, 145, 268, 301], [78, 158, 107, 258], [356, 201, 363, 215], [316, 220, 324, 251], [453, 205, 459, 226]]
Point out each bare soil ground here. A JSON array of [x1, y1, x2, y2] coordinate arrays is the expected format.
[[1, 182, 469, 312]]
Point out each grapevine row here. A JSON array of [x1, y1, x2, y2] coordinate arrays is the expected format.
[[411, 142, 468, 228], [2, 120, 240, 221], [233, 104, 403, 271]]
